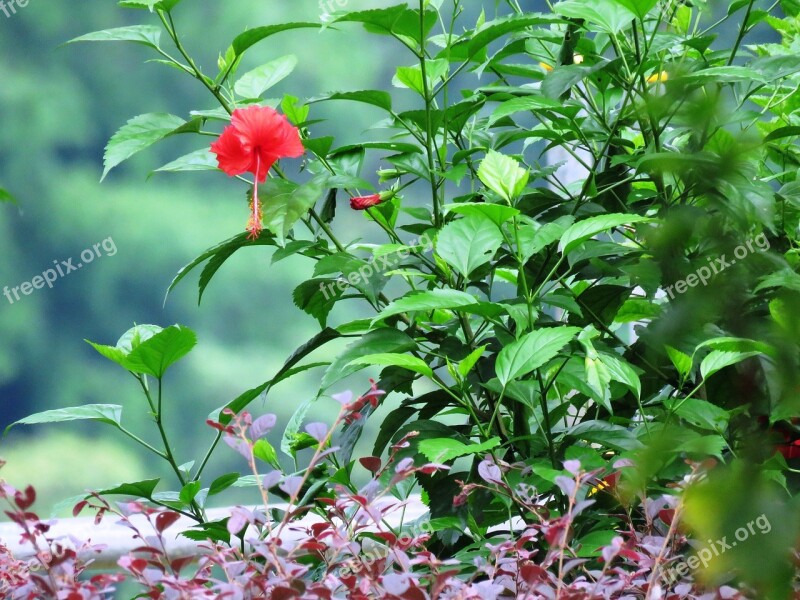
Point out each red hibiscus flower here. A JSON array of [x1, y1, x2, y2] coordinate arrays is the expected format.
[[350, 193, 384, 210], [210, 105, 304, 239]]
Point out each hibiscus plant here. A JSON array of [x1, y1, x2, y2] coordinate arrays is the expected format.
[[6, 0, 800, 597]]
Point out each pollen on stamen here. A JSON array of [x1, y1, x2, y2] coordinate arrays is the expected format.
[[246, 193, 263, 240]]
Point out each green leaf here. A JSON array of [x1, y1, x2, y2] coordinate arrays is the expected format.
[[68, 25, 162, 49], [307, 90, 393, 112], [293, 278, 343, 327], [103, 113, 190, 180], [478, 150, 529, 202], [125, 325, 197, 378], [565, 420, 642, 452], [253, 439, 281, 468], [418, 436, 501, 463], [666, 345, 693, 379], [231, 23, 321, 57], [665, 398, 730, 432], [165, 232, 275, 303], [349, 353, 433, 378], [445, 202, 520, 226], [554, 0, 636, 34], [332, 6, 437, 45], [435, 214, 504, 277], [600, 353, 641, 399], [179, 481, 201, 505], [375, 289, 479, 322], [450, 14, 558, 61], [322, 329, 415, 390], [488, 96, 562, 126], [678, 66, 768, 85], [576, 530, 619, 558], [208, 473, 240, 496], [516, 216, 574, 262], [261, 179, 324, 245], [97, 479, 160, 500], [611, 0, 659, 19], [496, 327, 581, 387], [559, 213, 649, 254], [234, 55, 297, 99], [154, 148, 219, 174], [5, 405, 123, 435], [458, 345, 487, 378], [700, 350, 761, 381], [197, 233, 276, 303]]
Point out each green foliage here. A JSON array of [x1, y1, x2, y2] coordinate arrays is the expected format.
[[12, 0, 800, 593]]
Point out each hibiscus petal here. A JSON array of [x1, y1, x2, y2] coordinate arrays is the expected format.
[[210, 126, 254, 177]]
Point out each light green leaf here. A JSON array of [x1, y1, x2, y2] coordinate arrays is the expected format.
[[261, 179, 324, 245], [554, 0, 636, 33], [349, 353, 433, 378], [478, 150, 529, 202], [435, 214, 504, 277], [496, 327, 581, 387], [375, 289, 479, 323], [458, 345, 487, 378], [445, 202, 520, 226], [155, 148, 219, 174], [125, 325, 197, 378], [418, 436, 501, 462], [68, 25, 162, 49], [234, 55, 298, 99], [600, 353, 641, 399], [559, 213, 649, 254], [666, 345, 693, 378]]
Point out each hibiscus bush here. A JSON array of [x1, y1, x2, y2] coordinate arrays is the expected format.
[[5, 0, 800, 597]]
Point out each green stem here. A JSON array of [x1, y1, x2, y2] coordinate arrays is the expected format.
[[418, 0, 442, 228], [728, 0, 755, 66]]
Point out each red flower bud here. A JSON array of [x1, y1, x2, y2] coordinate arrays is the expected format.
[[350, 193, 383, 210]]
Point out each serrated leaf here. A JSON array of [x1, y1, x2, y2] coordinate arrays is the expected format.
[[496, 327, 580, 387], [559, 213, 649, 254], [478, 150, 529, 202], [102, 113, 188, 180], [124, 325, 197, 378], [418, 436, 501, 463], [261, 179, 324, 245], [375, 289, 479, 323], [349, 353, 433, 378], [435, 214, 504, 277]]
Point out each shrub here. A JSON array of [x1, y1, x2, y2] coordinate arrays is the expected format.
[[5, 0, 800, 596]]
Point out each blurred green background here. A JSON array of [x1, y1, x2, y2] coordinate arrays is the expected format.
[[0, 0, 409, 513]]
